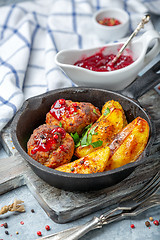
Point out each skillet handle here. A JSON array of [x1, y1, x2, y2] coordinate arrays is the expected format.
[[120, 60, 160, 100]]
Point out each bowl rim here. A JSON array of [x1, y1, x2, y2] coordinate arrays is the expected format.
[[11, 87, 154, 180], [93, 7, 129, 29]]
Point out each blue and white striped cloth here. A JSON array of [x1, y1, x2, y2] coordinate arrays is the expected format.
[[0, 0, 160, 131]]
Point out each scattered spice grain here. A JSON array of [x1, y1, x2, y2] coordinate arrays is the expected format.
[[3, 223, 8, 228], [130, 224, 135, 229], [45, 225, 50, 231], [145, 221, 150, 227], [31, 209, 35, 213], [37, 231, 42, 236], [149, 217, 153, 221], [5, 230, 9, 235], [153, 220, 159, 226], [20, 221, 24, 225]]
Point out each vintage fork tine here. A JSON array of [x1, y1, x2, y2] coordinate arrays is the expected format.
[[102, 171, 160, 219], [102, 195, 160, 225], [123, 171, 160, 202], [118, 195, 160, 219], [133, 171, 160, 202]]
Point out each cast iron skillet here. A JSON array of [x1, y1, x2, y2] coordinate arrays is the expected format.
[[11, 61, 160, 192]]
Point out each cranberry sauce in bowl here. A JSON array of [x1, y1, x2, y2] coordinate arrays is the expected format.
[[98, 17, 121, 27], [74, 51, 134, 72]]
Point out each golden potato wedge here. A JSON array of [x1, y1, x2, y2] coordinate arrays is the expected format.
[[102, 100, 127, 127], [74, 100, 127, 158], [55, 145, 110, 174], [107, 117, 149, 170]]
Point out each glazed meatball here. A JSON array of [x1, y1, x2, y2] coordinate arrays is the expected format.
[[27, 124, 74, 169], [46, 99, 101, 135]]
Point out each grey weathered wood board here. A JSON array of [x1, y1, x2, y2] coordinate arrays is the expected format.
[[0, 88, 160, 224]]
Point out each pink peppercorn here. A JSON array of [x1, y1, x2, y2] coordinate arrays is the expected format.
[[130, 224, 135, 229], [153, 220, 159, 226], [45, 225, 50, 231], [37, 231, 42, 236], [20, 221, 24, 225]]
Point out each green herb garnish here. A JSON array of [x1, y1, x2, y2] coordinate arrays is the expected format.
[[84, 123, 92, 131], [103, 107, 110, 116], [79, 124, 102, 148], [80, 128, 89, 147], [91, 140, 103, 148], [89, 125, 98, 136], [93, 109, 98, 115], [70, 132, 80, 147], [59, 122, 62, 127], [71, 123, 103, 148]]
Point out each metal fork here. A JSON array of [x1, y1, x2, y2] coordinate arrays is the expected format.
[[39, 171, 160, 240], [39, 193, 160, 240], [101, 170, 160, 219]]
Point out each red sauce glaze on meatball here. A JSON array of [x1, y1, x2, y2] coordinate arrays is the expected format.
[[27, 124, 74, 169], [46, 99, 101, 135]]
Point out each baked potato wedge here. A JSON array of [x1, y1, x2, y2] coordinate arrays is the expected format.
[[107, 117, 149, 170], [102, 100, 127, 126], [74, 100, 127, 158], [55, 145, 110, 174]]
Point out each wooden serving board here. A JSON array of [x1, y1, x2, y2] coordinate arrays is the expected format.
[[0, 88, 160, 224]]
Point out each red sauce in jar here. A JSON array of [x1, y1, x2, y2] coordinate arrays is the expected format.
[[50, 99, 78, 120], [31, 127, 66, 154], [98, 17, 121, 26], [74, 52, 133, 72]]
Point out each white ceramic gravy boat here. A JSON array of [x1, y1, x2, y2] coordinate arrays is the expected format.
[[55, 30, 160, 91]]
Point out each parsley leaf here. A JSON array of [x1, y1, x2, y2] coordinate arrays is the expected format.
[[91, 140, 103, 148], [79, 124, 102, 147], [87, 133, 92, 145], [80, 129, 90, 146], [73, 123, 103, 148], [70, 132, 80, 146], [59, 122, 62, 127], [84, 123, 92, 131], [103, 107, 110, 116], [89, 125, 98, 135], [93, 109, 98, 115]]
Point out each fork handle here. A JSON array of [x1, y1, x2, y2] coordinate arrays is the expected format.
[[60, 212, 122, 240], [63, 216, 102, 240]]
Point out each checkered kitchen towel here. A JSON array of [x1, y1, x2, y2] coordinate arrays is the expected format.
[[0, 0, 160, 131]]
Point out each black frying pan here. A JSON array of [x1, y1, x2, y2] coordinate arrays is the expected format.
[[11, 61, 160, 191]]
